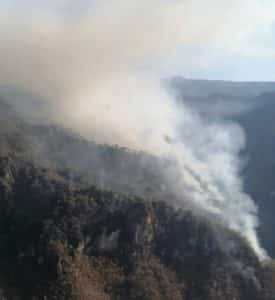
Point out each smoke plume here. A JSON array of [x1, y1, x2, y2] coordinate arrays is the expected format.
[[0, 0, 267, 259]]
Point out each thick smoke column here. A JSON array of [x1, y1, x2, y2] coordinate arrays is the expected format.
[[0, 0, 267, 259]]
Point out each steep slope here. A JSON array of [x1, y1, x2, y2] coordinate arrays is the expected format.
[[1, 91, 275, 299], [0, 97, 171, 199], [0, 155, 275, 300]]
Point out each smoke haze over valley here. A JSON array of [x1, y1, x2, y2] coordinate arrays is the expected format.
[[0, 0, 274, 261], [0, 1, 275, 299]]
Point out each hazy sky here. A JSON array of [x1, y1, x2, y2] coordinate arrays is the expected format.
[[1, 0, 275, 81]]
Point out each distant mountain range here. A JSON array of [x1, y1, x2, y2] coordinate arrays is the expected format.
[[170, 77, 275, 98]]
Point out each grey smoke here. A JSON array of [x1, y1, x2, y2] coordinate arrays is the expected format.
[[0, 0, 268, 260]]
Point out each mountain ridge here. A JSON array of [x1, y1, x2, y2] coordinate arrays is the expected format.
[[0, 86, 275, 299]]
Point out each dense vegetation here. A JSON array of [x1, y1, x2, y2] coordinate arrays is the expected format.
[[0, 91, 275, 299], [0, 155, 275, 299]]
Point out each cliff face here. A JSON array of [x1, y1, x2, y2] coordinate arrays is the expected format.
[[0, 156, 274, 300]]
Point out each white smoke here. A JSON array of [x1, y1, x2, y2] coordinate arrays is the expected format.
[[0, 0, 268, 259]]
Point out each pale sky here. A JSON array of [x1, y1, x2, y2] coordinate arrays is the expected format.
[[1, 0, 275, 81]]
